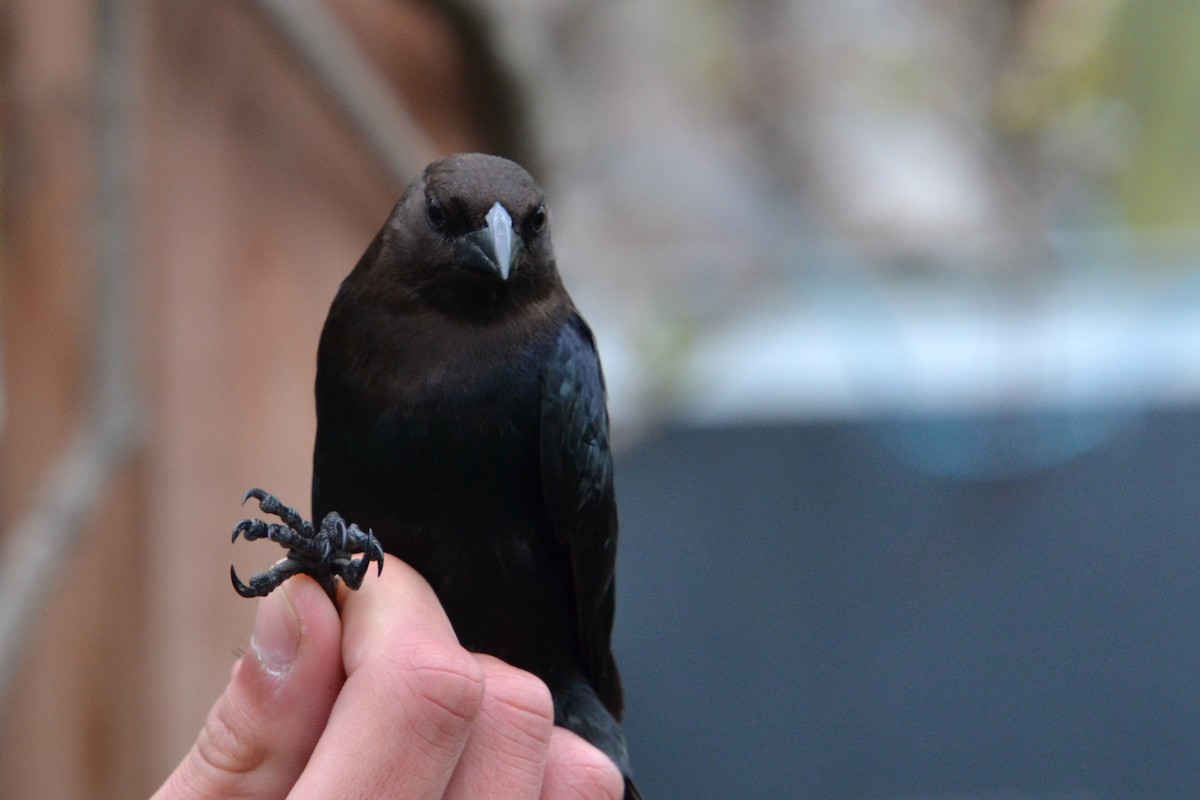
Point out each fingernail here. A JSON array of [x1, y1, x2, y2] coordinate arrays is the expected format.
[[250, 583, 301, 676]]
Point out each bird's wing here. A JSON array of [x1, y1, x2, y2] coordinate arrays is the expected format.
[[540, 311, 623, 717]]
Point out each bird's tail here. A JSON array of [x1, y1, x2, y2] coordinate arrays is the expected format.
[[553, 677, 642, 795]]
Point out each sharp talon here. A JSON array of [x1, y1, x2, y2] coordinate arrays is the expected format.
[[241, 487, 267, 506], [335, 518, 348, 548], [231, 519, 251, 542], [230, 565, 258, 598], [369, 531, 383, 575]]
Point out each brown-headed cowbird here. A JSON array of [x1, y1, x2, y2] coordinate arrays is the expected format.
[[233, 153, 639, 798]]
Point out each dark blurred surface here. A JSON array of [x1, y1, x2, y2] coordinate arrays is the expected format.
[[614, 408, 1200, 799]]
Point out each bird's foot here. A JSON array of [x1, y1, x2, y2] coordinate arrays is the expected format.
[[230, 487, 383, 601]]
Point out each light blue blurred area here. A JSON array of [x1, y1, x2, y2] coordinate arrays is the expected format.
[[670, 254, 1200, 478], [581, 222, 1199, 480]]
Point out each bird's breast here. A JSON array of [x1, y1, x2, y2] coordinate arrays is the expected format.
[[312, 300, 582, 675], [321, 322, 548, 525]]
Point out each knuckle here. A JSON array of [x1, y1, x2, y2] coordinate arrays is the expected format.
[[483, 663, 555, 743], [395, 640, 486, 740]]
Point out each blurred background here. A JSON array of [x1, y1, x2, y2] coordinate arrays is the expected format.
[[3, 0, 1200, 797]]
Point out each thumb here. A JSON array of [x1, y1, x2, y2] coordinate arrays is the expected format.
[[152, 576, 343, 800]]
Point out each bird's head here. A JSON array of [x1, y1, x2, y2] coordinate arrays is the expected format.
[[364, 153, 561, 317]]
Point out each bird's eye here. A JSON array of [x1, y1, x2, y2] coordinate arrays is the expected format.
[[529, 204, 547, 235], [427, 196, 447, 230]]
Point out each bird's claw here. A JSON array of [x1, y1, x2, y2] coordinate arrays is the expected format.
[[229, 487, 384, 601], [241, 487, 269, 506], [230, 517, 265, 543]]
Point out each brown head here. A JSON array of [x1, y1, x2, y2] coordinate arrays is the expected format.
[[352, 153, 562, 319]]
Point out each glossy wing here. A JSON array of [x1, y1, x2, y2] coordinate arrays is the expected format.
[[540, 312, 623, 717]]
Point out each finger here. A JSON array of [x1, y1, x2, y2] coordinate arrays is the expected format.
[[289, 555, 486, 799], [442, 655, 555, 799], [540, 728, 625, 800], [151, 576, 343, 800]]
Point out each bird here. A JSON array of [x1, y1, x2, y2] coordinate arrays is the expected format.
[[231, 153, 639, 798]]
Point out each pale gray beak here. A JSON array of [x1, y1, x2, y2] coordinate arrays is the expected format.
[[484, 201, 517, 280]]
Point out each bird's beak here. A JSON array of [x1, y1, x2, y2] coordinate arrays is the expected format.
[[460, 202, 521, 280], [485, 202, 518, 280]]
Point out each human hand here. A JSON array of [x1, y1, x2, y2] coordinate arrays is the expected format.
[[152, 555, 623, 799]]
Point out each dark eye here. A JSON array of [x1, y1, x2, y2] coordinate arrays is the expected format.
[[528, 204, 547, 234], [427, 195, 447, 230]]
